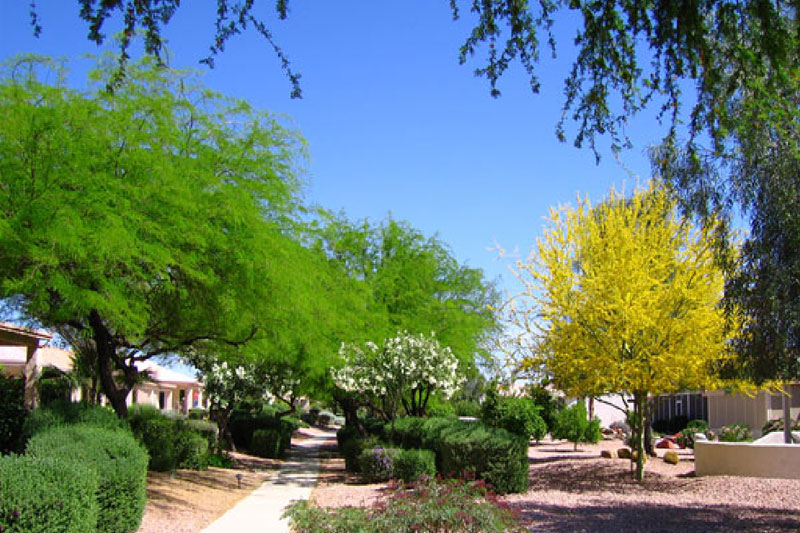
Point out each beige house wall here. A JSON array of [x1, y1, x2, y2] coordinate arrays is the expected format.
[[695, 441, 800, 479], [707, 391, 770, 436]]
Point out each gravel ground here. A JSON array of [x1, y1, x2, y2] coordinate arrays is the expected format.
[[137, 427, 332, 533], [311, 436, 800, 532]]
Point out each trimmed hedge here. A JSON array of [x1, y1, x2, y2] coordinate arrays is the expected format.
[[128, 405, 212, 471], [230, 410, 300, 452], [21, 401, 125, 443], [0, 454, 99, 533], [0, 373, 26, 454], [358, 446, 400, 482], [393, 448, 436, 482], [26, 425, 148, 533], [439, 423, 529, 494], [388, 417, 529, 493], [250, 428, 289, 459]]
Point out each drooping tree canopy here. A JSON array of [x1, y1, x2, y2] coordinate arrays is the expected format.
[[28, 1, 800, 161], [0, 54, 310, 417], [314, 213, 500, 374]]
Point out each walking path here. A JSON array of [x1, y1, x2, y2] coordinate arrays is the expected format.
[[200, 427, 336, 533]]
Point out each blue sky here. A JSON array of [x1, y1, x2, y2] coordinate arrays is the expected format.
[[1, 2, 669, 297]]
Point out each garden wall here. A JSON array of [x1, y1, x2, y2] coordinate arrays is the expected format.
[[695, 441, 800, 479]]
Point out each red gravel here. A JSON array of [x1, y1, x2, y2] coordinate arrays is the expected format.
[[312, 436, 800, 532]]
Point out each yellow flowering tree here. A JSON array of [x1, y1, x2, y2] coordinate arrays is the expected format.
[[506, 183, 733, 480]]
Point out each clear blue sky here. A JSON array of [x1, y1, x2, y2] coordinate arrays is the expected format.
[[0, 2, 669, 297]]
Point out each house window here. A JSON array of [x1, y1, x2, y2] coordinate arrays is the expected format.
[[675, 399, 683, 416], [159, 391, 166, 410]]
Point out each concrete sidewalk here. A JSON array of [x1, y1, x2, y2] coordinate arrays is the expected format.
[[200, 428, 336, 533]]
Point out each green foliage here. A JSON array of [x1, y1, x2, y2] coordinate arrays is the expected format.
[[392, 449, 436, 482], [452, 400, 482, 418], [388, 417, 529, 494], [762, 417, 800, 436], [26, 425, 148, 533], [283, 476, 525, 533], [127, 405, 210, 471], [183, 419, 219, 451], [0, 454, 99, 533], [228, 410, 296, 454], [0, 373, 26, 454], [21, 401, 126, 443], [362, 418, 387, 440], [174, 430, 210, 469], [485, 396, 547, 442], [0, 54, 313, 418], [718, 423, 753, 443], [250, 428, 290, 459], [553, 403, 601, 450], [526, 386, 564, 432], [319, 215, 500, 375], [358, 446, 400, 483], [128, 407, 178, 472], [480, 384, 501, 426], [187, 409, 208, 420], [424, 398, 456, 418], [439, 423, 529, 494], [677, 420, 714, 449], [336, 424, 361, 450]]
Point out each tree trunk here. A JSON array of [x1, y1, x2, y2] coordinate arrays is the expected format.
[[783, 392, 792, 444], [334, 390, 365, 436], [633, 390, 647, 481], [88, 309, 134, 419], [211, 407, 235, 451], [644, 398, 655, 457]]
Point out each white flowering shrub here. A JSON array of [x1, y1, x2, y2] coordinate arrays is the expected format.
[[332, 332, 464, 419]]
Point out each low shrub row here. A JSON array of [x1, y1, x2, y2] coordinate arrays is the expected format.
[[127, 405, 212, 471], [21, 400, 126, 442], [336, 417, 529, 493], [229, 409, 302, 458]]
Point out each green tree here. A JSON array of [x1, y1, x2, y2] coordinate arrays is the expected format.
[[29, 2, 800, 162], [316, 214, 500, 374], [552, 402, 601, 451], [0, 54, 307, 418]]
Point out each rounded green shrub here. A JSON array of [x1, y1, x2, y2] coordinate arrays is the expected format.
[[26, 424, 148, 533], [358, 446, 400, 483], [130, 415, 178, 471], [175, 429, 210, 469], [497, 397, 548, 442], [250, 428, 288, 459], [22, 401, 126, 443], [677, 419, 714, 449], [718, 423, 753, 442], [552, 403, 601, 450], [0, 454, 99, 533], [392, 448, 436, 482], [439, 423, 529, 494]]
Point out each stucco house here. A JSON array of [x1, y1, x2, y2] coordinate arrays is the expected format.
[[0, 322, 205, 413]]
